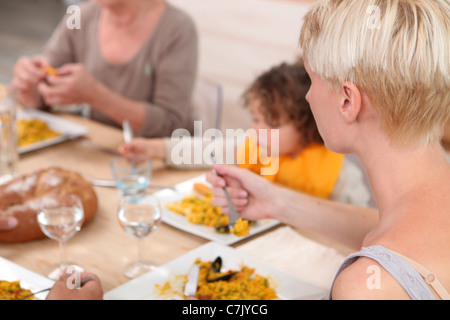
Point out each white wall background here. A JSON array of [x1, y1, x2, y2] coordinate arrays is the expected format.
[[168, 0, 314, 130]]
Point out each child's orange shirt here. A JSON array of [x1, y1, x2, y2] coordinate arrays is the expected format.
[[237, 137, 344, 199]]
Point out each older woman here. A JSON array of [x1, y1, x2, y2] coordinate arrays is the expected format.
[[12, 0, 198, 137], [207, 0, 450, 300]]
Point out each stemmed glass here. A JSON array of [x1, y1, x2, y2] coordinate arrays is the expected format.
[[117, 194, 162, 279], [37, 193, 84, 280]]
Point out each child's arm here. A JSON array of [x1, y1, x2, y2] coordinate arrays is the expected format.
[[118, 136, 241, 170], [118, 138, 166, 161], [164, 136, 239, 169]]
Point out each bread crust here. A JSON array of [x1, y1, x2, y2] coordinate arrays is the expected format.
[[0, 167, 98, 243]]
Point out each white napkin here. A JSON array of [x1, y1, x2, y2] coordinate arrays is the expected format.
[[237, 226, 346, 292]]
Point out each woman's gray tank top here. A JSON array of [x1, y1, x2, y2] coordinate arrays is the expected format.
[[329, 245, 436, 300]]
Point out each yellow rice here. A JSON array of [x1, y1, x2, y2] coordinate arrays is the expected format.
[[166, 184, 250, 236], [154, 258, 279, 300], [17, 119, 61, 147], [0, 280, 33, 300]]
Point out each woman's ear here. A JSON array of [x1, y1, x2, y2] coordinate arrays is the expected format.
[[340, 82, 362, 124]]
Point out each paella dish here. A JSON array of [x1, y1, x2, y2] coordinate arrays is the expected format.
[[0, 280, 33, 300], [17, 118, 61, 147], [165, 183, 251, 237], [154, 257, 279, 300]]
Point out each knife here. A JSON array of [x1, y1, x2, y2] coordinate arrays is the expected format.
[[80, 139, 120, 156], [90, 179, 177, 191], [184, 264, 200, 298]]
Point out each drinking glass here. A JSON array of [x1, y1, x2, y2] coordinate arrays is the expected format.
[[37, 193, 85, 280], [117, 194, 162, 278], [110, 155, 152, 199]]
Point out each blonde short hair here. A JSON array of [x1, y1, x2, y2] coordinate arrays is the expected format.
[[299, 0, 450, 146]]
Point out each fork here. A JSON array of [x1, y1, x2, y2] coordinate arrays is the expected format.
[[123, 120, 138, 168], [210, 152, 240, 230], [122, 120, 133, 144]]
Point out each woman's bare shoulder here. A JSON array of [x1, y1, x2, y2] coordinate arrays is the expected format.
[[331, 256, 411, 300]]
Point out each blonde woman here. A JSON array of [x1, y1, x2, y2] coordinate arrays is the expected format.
[[12, 0, 198, 137], [206, 0, 450, 300]]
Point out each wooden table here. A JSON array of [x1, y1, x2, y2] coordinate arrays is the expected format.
[[0, 113, 214, 293], [3, 111, 448, 296]]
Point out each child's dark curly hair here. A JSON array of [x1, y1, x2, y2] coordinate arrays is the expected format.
[[242, 60, 323, 146]]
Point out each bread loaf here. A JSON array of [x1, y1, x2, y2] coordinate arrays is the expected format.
[[0, 167, 98, 243]]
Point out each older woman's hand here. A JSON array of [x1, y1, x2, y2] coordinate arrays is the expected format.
[[0, 216, 18, 231], [206, 164, 277, 222], [38, 63, 100, 107], [12, 55, 50, 108]]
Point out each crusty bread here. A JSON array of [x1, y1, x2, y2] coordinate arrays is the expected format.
[[0, 167, 98, 243]]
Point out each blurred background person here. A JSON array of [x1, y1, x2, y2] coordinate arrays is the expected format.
[[11, 0, 198, 137]]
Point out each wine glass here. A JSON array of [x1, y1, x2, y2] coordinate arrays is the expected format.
[[37, 193, 85, 280], [117, 194, 162, 279]]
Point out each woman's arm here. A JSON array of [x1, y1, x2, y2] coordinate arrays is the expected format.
[[276, 185, 378, 250], [134, 17, 198, 137], [207, 164, 378, 250], [85, 76, 148, 132]]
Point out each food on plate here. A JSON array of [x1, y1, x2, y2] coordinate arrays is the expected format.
[[0, 167, 98, 243], [42, 66, 59, 76], [0, 280, 33, 300], [155, 257, 279, 300], [230, 218, 250, 237], [193, 183, 212, 196], [165, 183, 251, 236], [17, 118, 61, 147], [153, 275, 187, 300]]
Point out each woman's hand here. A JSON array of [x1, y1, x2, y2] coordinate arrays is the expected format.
[[206, 164, 277, 221], [11, 55, 49, 108], [118, 138, 166, 161], [46, 271, 103, 300], [38, 63, 100, 107], [0, 216, 18, 231]]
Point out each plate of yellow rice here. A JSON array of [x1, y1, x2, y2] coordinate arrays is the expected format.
[[0, 257, 54, 300], [104, 242, 326, 300], [153, 174, 280, 245], [17, 109, 87, 154]]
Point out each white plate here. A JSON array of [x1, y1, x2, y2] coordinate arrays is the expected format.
[[17, 109, 87, 154], [153, 174, 280, 245], [0, 257, 54, 300], [104, 242, 326, 300]]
